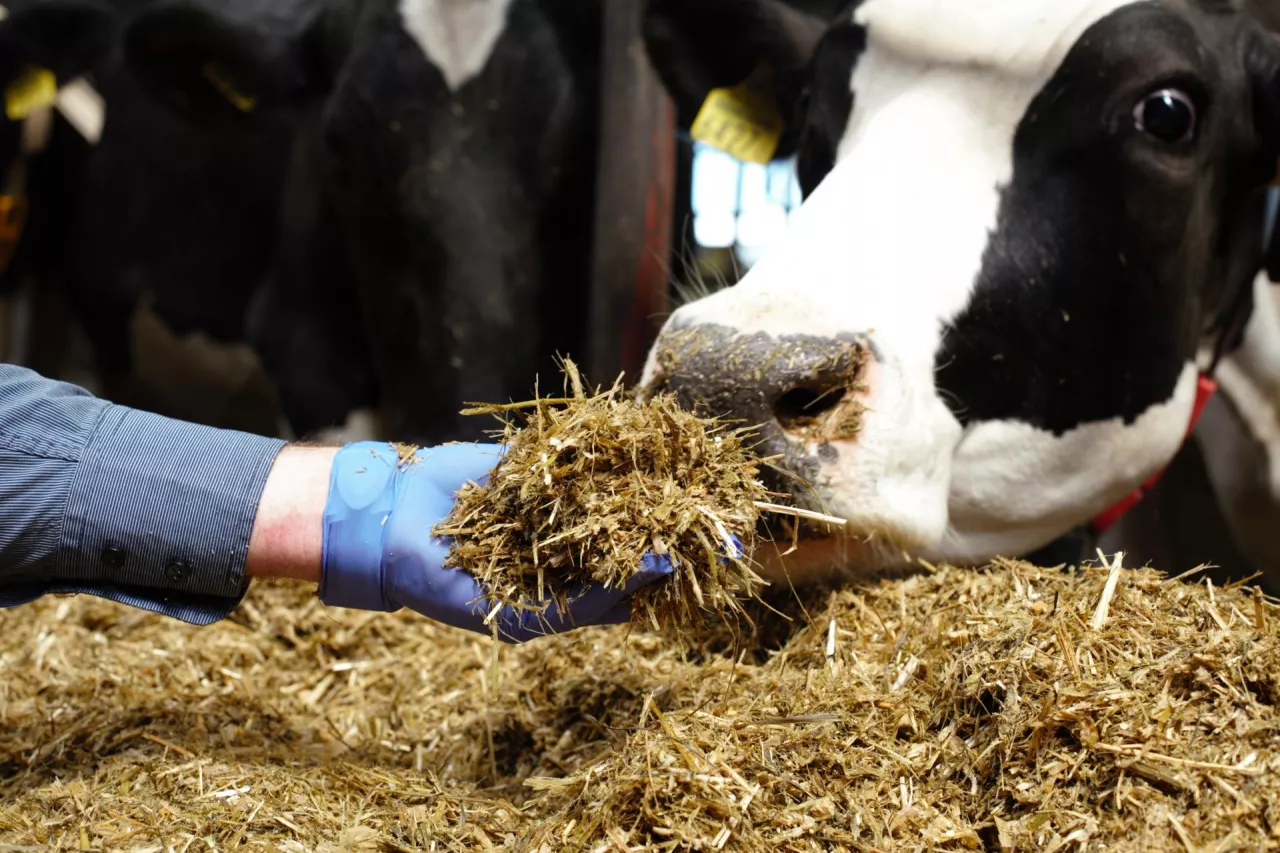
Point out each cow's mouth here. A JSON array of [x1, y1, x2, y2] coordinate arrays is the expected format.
[[751, 529, 901, 584]]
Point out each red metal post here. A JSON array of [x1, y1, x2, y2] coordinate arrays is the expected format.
[[587, 0, 677, 387]]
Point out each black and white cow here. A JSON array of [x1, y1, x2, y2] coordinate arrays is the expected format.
[[116, 0, 381, 441], [123, 0, 602, 444], [1, 0, 116, 299], [640, 0, 1280, 585], [1, 0, 298, 435]]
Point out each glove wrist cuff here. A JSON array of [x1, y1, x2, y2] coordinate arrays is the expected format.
[[319, 441, 402, 612]]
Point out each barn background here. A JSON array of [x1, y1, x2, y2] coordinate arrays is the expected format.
[[0, 0, 837, 442]]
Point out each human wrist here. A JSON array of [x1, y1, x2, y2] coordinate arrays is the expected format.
[[245, 443, 340, 583]]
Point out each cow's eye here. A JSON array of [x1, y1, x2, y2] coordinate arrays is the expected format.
[[1133, 89, 1196, 144]]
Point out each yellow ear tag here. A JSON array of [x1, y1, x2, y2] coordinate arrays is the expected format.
[[202, 62, 257, 113], [4, 66, 58, 121], [689, 77, 784, 165]]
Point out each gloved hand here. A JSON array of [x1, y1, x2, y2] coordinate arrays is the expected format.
[[318, 441, 674, 643]]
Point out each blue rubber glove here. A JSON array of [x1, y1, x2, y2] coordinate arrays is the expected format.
[[318, 441, 675, 643]]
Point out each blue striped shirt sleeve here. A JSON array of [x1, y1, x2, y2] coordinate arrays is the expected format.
[[0, 364, 287, 625]]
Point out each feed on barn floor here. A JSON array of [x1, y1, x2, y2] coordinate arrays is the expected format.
[[3, 558, 1277, 850]]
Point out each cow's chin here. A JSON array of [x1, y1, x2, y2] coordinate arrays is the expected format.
[[749, 505, 1087, 589], [755, 364, 1203, 586], [751, 533, 919, 585]]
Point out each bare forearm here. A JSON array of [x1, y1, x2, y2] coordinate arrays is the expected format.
[[245, 445, 338, 584]]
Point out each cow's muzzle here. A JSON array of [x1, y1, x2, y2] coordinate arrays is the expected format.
[[640, 321, 869, 504]]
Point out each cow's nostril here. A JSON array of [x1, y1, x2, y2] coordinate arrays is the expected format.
[[775, 385, 847, 428], [773, 376, 865, 444]]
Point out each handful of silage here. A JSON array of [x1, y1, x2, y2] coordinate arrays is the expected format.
[[433, 361, 772, 630]]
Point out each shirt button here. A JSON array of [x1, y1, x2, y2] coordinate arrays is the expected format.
[[166, 561, 190, 583], [100, 547, 127, 569]]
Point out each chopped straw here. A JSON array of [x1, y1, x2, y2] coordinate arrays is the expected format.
[[2, 556, 1278, 850], [432, 358, 774, 632]]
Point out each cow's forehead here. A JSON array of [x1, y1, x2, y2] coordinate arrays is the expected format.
[[852, 0, 1157, 76]]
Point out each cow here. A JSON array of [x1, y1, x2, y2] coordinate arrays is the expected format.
[[122, 0, 603, 444], [0, 0, 298, 436], [115, 0, 382, 442], [1, 0, 115, 302], [639, 0, 1280, 589]]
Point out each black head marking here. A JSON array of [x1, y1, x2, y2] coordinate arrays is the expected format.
[[935, 2, 1276, 434]]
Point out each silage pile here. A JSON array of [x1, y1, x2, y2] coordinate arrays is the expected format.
[[0, 558, 1277, 851]]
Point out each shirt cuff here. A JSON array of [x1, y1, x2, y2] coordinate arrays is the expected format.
[[53, 405, 287, 605], [0, 581, 247, 626]]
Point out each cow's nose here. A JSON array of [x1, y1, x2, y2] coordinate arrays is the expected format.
[[642, 322, 868, 460]]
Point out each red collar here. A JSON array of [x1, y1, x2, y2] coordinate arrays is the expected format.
[[1090, 373, 1218, 535]]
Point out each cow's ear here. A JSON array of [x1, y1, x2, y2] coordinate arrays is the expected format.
[[642, 0, 827, 150], [0, 0, 116, 83], [123, 0, 332, 125]]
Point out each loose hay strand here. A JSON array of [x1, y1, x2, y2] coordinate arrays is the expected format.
[[752, 501, 847, 527], [1091, 549, 1126, 630]]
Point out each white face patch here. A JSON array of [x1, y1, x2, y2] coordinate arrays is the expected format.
[[938, 363, 1199, 561], [852, 0, 1144, 78], [645, 0, 1202, 571], [399, 0, 515, 93]]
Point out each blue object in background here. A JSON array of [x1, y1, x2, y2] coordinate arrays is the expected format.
[[690, 141, 803, 270]]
